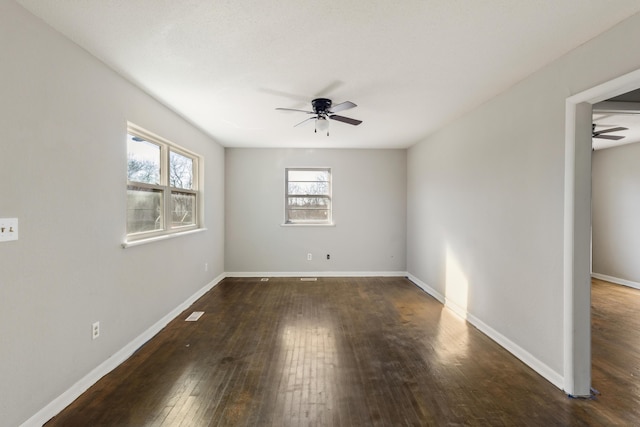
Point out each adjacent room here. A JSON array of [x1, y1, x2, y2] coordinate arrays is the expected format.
[[2, 1, 640, 425]]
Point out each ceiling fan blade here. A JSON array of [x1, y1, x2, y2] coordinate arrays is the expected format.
[[594, 134, 625, 140], [294, 117, 316, 127], [329, 114, 362, 126], [329, 101, 357, 114], [276, 107, 314, 114], [594, 126, 628, 135]]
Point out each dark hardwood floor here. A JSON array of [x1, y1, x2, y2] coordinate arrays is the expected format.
[[590, 278, 640, 424], [44, 276, 640, 426]]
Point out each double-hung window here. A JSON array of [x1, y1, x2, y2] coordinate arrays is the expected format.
[[126, 124, 199, 241], [285, 168, 332, 225]]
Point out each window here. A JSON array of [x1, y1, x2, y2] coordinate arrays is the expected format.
[[285, 168, 332, 224], [126, 124, 199, 241]]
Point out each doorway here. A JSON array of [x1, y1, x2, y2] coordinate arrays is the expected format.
[[564, 69, 640, 396]]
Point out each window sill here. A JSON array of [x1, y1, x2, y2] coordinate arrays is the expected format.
[[122, 227, 207, 248], [280, 223, 335, 227]]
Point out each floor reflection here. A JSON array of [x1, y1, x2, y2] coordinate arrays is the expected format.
[[275, 321, 338, 425], [434, 311, 470, 364]]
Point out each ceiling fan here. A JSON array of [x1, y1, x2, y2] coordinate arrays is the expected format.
[[276, 98, 362, 135], [592, 124, 628, 140]]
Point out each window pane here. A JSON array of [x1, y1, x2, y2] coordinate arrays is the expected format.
[[285, 168, 331, 224], [127, 135, 160, 185], [171, 192, 195, 228], [287, 196, 330, 209], [288, 181, 329, 195], [127, 187, 163, 233], [288, 170, 329, 182], [288, 209, 330, 221], [170, 151, 194, 190]]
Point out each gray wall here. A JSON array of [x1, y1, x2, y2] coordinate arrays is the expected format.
[[407, 11, 640, 385], [592, 142, 640, 286], [0, 2, 225, 426], [225, 148, 406, 274]]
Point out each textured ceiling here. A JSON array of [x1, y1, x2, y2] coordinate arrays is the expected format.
[[16, 0, 640, 149]]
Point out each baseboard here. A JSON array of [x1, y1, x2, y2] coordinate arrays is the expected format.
[[225, 271, 409, 278], [464, 311, 564, 389], [405, 274, 564, 390], [592, 272, 640, 290], [406, 273, 445, 304], [21, 273, 225, 427]]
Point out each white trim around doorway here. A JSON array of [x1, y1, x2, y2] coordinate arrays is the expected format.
[[564, 68, 640, 397]]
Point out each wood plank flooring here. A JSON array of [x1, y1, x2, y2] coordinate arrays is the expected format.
[[590, 278, 640, 423], [45, 276, 640, 426]]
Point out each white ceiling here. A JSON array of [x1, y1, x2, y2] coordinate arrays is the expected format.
[[16, 0, 640, 149]]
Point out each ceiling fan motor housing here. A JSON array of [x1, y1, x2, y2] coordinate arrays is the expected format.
[[312, 98, 332, 114]]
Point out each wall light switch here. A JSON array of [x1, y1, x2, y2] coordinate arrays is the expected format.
[[0, 218, 18, 242]]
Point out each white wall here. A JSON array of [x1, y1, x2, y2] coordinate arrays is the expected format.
[[407, 12, 640, 387], [225, 148, 406, 274], [0, 2, 225, 426], [592, 142, 640, 286]]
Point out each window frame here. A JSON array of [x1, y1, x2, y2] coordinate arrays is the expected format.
[[125, 123, 201, 243], [284, 167, 333, 225]]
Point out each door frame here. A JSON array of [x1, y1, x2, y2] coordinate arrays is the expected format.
[[563, 68, 640, 396]]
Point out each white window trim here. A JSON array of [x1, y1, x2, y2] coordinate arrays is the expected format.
[[280, 223, 336, 227], [283, 167, 333, 226], [124, 123, 202, 245], [122, 227, 207, 248]]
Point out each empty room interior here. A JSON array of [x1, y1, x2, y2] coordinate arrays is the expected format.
[[2, 1, 640, 425]]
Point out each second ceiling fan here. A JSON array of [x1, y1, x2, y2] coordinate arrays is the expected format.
[[592, 124, 628, 140]]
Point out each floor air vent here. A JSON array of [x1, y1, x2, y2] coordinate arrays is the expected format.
[[300, 277, 318, 282], [185, 311, 204, 322], [261, 278, 269, 281]]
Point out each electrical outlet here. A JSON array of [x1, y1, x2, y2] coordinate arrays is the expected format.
[[92, 321, 100, 340], [0, 218, 18, 242], [327, 254, 330, 260], [307, 253, 312, 261], [204, 263, 208, 272]]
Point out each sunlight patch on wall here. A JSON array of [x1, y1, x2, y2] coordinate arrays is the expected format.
[[445, 245, 469, 320]]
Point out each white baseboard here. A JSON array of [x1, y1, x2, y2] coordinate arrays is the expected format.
[[464, 311, 564, 389], [225, 271, 408, 278], [21, 273, 225, 427], [592, 272, 640, 290], [406, 273, 445, 304], [406, 274, 564, 390]]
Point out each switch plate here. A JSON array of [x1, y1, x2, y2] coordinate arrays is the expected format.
[[0, 218, 18, 242]]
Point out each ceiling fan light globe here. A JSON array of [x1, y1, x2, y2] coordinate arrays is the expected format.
[[316, 117, 330, 134]]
